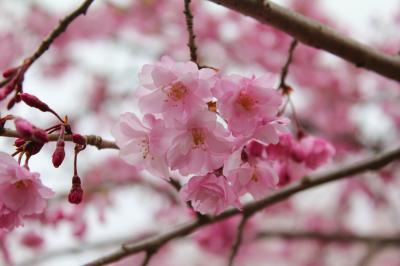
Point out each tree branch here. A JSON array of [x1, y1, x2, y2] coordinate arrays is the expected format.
[[83, 146, 400, 266], [183, 0, 199, 65], [25, 0, 95, 67], [256, 230, 400, 246], [228, 215, 248, 266], [278, 39, 298, 91], [0, 128, 118, 150], [206, 0, 400, 82]]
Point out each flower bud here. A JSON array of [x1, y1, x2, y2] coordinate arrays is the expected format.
[[72, 134, 86, 145], [68, 175, 83, 204], [247, 141, 265, 157], [14, 138, 26, 147], [52, 140, 65, 168], [0, 85, 13, 101], [19, 93, 50, 112], [32, 128, 49, 143], [14, 118, 34, 138], [2, 67, 18, 78]]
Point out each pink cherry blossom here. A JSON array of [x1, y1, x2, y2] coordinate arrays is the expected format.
[[0, 152, 54, 231], [266, 133, 335, 186], [111, 112, 171, 179], [213, 74, 282, 137], [180, 173, 240, 215], [166, 111, 232, 176], [138, 56, 216, 124], [223, 148, 278, 199]]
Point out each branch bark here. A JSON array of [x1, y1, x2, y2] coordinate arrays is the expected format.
[[84, 146, 400, 266], [206, 0, 400, 82], [0, 128, 118, 150]]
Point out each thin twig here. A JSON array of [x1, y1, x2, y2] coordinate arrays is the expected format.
[[227, 215, 248, 266], [83, 146, 400, 266], [256, 231, 400, 246], [140, 250, 156, 266], [357, 243, 385, 266], [207, 0, 400, 82], [183, 0, 199, 65], [278, 39, 298, 91], [24, 0, 95, 67], [0, 128, 118, 150]]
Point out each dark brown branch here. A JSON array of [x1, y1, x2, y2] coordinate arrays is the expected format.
[[24, 0, 95, 68], [278, 39, 298, 91], [206, 0, 400, 82], [183, 0, 199, 65], [256, 231, 400, 246], [83, 146, 400, 266], [228, 215, 248, 266], [0, 128, 118, 150]]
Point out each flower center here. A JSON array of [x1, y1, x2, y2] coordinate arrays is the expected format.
[[168, 82, 187, 101], [251, 172, 258, 182], [138, 136, 150, 159], [237, 91, 256, 111], [191, 128, 205, 146], [15, 180, 31, 189]]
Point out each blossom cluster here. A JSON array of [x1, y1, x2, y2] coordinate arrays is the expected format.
[[0, 152, 53, 231], [112, 56, 335, 215]]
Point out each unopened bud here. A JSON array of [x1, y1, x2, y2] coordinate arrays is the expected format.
[[68, 176, 83, 204], [72, 134, 86, 145], [2, 67, 18, 78], [20, 93, 50, 112], [52, 140, 65, 168], [0, 85, 13, 101], [14, 118, 34, 138], [248, 141, 265, 157], [14, 138, 26, 147]]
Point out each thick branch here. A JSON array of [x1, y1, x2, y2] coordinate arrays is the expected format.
[[206, 0, 400, 82], [0, 128, 118, 150], [84, 146, 400, 266]]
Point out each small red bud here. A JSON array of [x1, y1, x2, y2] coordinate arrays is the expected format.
[[14, 118, 34, 138], [68, 176, 83, 204], [20, 93, 50, 112], [52, 140, 65, 168], [2, 67, 18, 78], [72, 134, 86, 145], [15, 138, 26, 147], [32, 128, 49, 143], [0, 85, 14, 101], [248, 141, 265, 157]]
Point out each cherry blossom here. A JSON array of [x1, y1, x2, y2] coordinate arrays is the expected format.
[[112, 112, 171, 178], [213, 74, 282, 137], [0, 152, 54, 231], [138, 56, 216, 124], [180, 173, 240, 215]]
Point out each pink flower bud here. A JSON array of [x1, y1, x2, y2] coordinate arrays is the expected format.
[[2, 67, 18, 78], [52, 140, 65, 168], [14, 118, 34, 138], [68, 176, 83, 204], [247, 141, 265, 157], [72, 133, 86, 145], [19, 93, 50, 112], [14, 138, 25, 147], [0, 85, 13, 101], [32, 128, 49, 143]]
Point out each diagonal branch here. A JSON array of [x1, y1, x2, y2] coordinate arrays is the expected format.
[[83, 146, 400, 266], [206, 0, 400, 82], [25, 0, 95, 67], [0, 128, 118, 150]]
